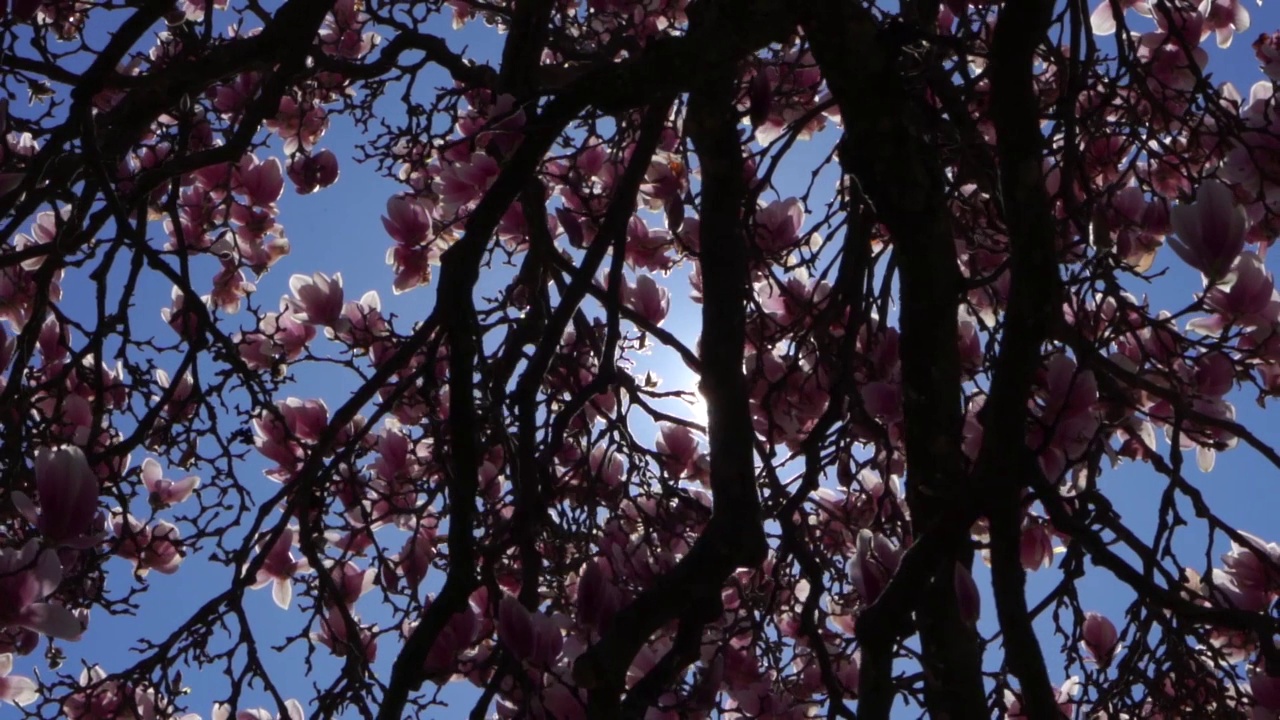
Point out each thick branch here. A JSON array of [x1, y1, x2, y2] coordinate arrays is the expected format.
[[977, 0, 1062, 715], [376, 94, 586, 720], [798, 4, 984, 718], [572, 20, 768, 714]]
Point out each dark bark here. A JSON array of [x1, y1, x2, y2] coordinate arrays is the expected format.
[[797, 3, 987, 718], [978, 0, 1066, 714], [572, 17, 770, 713]]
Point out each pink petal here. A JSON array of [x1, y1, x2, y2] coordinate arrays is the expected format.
[[0, 674, 38, 706], [19, 602, 82, 641]]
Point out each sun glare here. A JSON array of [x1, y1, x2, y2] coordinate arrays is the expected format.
[[689, 391, 709, 426]]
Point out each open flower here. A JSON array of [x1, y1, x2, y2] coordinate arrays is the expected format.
[[287, 149, 339, 194], [251, 526, 310, 609], [112, 514, 184, 576], [622, 274, 670, 326], [141, 458, 199, 509], [1168, 180, 1246, 280], [0, 542, 83, 641], [288, 271, 344, 327], [212, 698, 304, 720], [0, 654, 37, 706], [382, 195, 432, 246]]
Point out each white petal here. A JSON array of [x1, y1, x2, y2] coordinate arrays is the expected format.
[[1196, 446, 1216, 472], [141, 457, 163, 484], [0, 675, 38, 706], [273, 578, 293, 610]]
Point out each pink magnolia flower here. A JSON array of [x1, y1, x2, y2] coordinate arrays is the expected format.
[[319, 0, 377, 59], [576, 558, 623, 633], [325, 560, 374, 608], [1082, 612, 1121, 668], [251, 526, 310, 609], [235, 155, 284, 208], [849, 530, 901, 606], [313, 610, 377, 661], [622, 274, 670, 325], [1033, 354, 1100, 481], [12, 446, 100, 546], [264, 306, 317, 359], [433, 152, 500, 216], [1004, 677, 1080, 720], [1021, 518, 1055, 571], [531, 680, 587, 720], [1256, 32, 1280, 82], [382, 195, 433, 246], [36, 314, 69, 368], [387, 245, 433, 294], [1189, 252, 1278, 335], [412, 604, 479, 683], [1199, 0, 1249, 48], [497, 595, 564, 668], [140, 458, 199, 509], [160, 286, 205, 341], [1222, 531, 1280, 594], [286, 149, 339, 194], [112, 514, 184, 576], [625, 216, 675, 273], [587, 446, 624, 488], [164, 185, 222, 253], [288, 271, 344, 327], [211, 698, 304, 720], [1194, 351, 1236, 397], [334, 290, 388, 348], [278, 397, 329, 443], [391, 522, 437, 590], [0, 541, 83, 641], [754, 198, 805, 254], [63, 665, 196, 720], [210, 261, 257, 314], [154, 368, 198, 422], [656, 423, 699, 478], [266, 97, 327, 154], [641, 157, 686, 211], [233, 224, 290, 273], [953, 562, 981, 626], [179, 0, 226, 22], [1168, 180, 1246, 280], [460, 93, 526, 157], [446, 0, 473, 27], [0, 654, 37, 706], [253, 411, 303, 475], [1154, 396, 1239, 472]]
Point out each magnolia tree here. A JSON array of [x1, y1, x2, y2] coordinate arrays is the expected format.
[[4, 0, 1280, 716]]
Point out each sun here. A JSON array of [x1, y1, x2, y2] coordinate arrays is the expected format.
[[688, 390, 709, 427]]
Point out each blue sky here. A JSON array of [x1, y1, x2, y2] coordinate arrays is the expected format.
[[11, 1, 1280, 718]]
